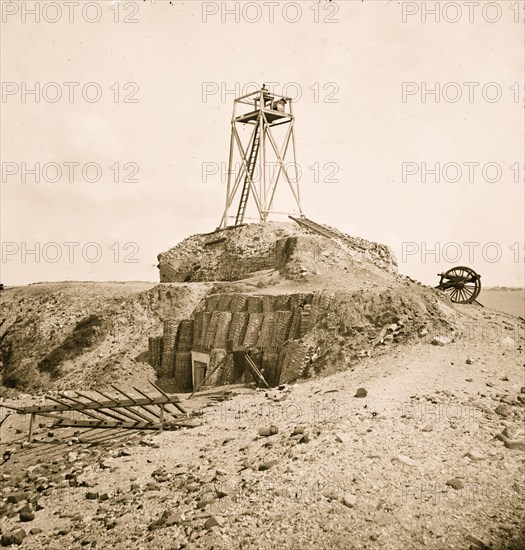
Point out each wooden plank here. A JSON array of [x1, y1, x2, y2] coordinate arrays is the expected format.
[[46, 394, 109, 423], [148, 381, 188, 415], [132, 386, 181, 420], [50, 418, 178, 430], [148, 380, 188, 416], [92, 389, 151, 424], [16, 394, 181, 414], [74, 392, 140, 424], [28, 413, 35, 443], [110, 385, 161, 421], [245, 354, 270, 388]]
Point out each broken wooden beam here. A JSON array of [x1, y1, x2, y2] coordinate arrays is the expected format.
[[15, 394, 182, 415], [245, 354, 270, 388]]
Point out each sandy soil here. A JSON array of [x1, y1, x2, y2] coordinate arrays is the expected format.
[[1, 303, 523, 550]]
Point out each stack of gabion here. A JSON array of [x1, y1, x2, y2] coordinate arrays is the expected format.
[[158, 292, 316, 389], [177, 320, 194, 352], [148, 336, 163, 370], [161, 320, 178, 376], [278, 341, 311, 382], [229, 312, 248, 346], [243, 313, 264, 347], [174, 352, 192, 389]]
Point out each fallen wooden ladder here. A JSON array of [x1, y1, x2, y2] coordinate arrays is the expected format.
[[2, 382, 188, 442], [289, 215, 367, 252]]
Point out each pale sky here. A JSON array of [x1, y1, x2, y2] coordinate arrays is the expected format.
[[1, 0, 523, 287]]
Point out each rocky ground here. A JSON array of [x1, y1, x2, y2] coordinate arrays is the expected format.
[[1, 222, 523, 548], [0, 302, 523, 549]]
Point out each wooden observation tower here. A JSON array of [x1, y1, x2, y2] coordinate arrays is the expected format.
[[219, 86, 304, 228]]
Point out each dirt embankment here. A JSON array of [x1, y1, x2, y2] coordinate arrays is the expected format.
[[0, 221, 523, 549], [0, 305, 523, 549], [0, 282, 210, 394]]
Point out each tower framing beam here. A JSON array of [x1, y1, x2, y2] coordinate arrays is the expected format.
[[219, 87, 304, 228]]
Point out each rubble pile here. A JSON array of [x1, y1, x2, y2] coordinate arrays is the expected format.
[[157, 222, 398, 283]]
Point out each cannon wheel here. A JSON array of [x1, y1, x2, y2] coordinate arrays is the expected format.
[[437, 266, 481, 304]]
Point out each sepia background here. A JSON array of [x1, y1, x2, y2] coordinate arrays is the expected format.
[[1, 0, 523, 287]]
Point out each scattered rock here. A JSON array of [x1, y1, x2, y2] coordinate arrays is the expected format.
[[494, 404, 512, 417], [322, 489, 339, 501], [500, 396, 515, 405], [496, 433, 525, 451], [18, 509, 35, 522], [391, 455, 418, 467], [502, 425, 522, 439], [164, 512, 183, 527], [204, 515, 224, 529], [1, 529, 26, 547], [258, 425, 279, 437], [431, 336, 451, 346], [466, 357, 474, 364], [258, 460, 278, 471], [342, 493, 357, 508], [466, 534, 492, 550], [216, 482, 237, 498], [445, 478, 464, 490], [464, 450, 485, 461], [421, 424, 433, 432]]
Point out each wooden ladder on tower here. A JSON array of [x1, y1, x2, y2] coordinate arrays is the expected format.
[[235, 122, 261, 225]]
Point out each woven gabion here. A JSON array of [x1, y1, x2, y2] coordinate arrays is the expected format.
[[192, 311, 204, 344], [161, 320, 178, 375], [230, 294, 248, 312], [228, 312, 248, 346], [221, 353, 240, 385], [213, 311, 232, 349], [207, 348, 227, 386], [278, 341, 310, 383], [256, 312, 276, 348], [274, 311, 293, 345], [204, 312, 220, 349], [243, 313, 264, 347], [262, 295, 274, 313], [148, 336, 163, 371], [174, 351, 192, 389], [246, 296, 263, 313], [177, 320, 194, 352], [288, 309, 302, 340], [217, 294, 233, 311], [206, 294, 221, 311], [274, 294, 291, 311]]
